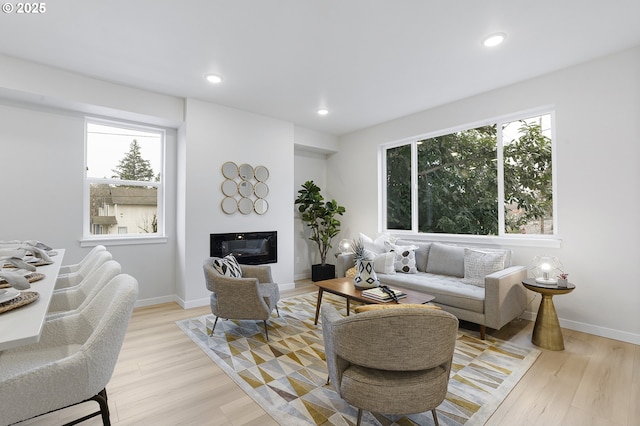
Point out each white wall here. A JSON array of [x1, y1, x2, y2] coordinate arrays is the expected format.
[[0, 100, 179, 304], [330, 46, 640, 344], [178, 99, 296, 307]]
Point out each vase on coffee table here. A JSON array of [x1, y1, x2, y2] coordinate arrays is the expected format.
[[354, 259, 379, 289]]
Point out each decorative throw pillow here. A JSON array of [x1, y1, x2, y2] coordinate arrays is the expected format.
[[213, 255, 242, 278], [462, 248, 507, 287], [373, 252, 396, 274], [354, 304, 441, 313], [360, 232, 396, 254], [426, 243, 465, 277], [389, 247, 418, 274]]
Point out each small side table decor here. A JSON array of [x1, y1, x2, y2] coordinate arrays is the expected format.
[[522, 278, 575, 350]]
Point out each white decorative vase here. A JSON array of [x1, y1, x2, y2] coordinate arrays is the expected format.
[[354, 259, 379, 289]]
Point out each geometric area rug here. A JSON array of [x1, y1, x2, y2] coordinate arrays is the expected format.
[[176, 292, 540, 426]]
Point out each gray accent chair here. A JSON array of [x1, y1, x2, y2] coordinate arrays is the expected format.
[[321, 303, 458, 426], [203, 257, 280, 340]]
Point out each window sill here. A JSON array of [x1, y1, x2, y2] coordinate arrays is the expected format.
[[388, 231, 562, 249], [80, 235, 168, 247]]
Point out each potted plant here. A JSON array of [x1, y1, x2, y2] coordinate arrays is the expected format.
[[295, 180, 346, 281]]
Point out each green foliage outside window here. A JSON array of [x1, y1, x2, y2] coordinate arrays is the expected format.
[[385, 113, 553, 236]]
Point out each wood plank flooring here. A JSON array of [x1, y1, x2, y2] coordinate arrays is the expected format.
[[16, 281, 639, 426]]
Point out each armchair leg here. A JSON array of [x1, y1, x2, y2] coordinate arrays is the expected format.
[[263, 320, 269, 341], [276, 305, 280, 317], [356, 408, 363, 426], [432, 408, 439, 426], [209, 316, 219, 336]]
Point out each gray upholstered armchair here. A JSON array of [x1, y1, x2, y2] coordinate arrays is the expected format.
[[203, 257, 280, 340], [321, 304, 459, 426]]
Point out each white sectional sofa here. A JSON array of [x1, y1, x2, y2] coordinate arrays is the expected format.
[[336, 237, 527, 339]]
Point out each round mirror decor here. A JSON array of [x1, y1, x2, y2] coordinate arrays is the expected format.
[[254, 182, 269, 198], [238, 180, 253, 197], [238, 197, 253, 215], [254, 165, 269, 182], [254, 198, 269, 215], [239, 163, 254, 180], [222, 161, 238, 179], [221, 197, 237, 214], [221, 179, 238, 197], [220, 161, 269, 214]]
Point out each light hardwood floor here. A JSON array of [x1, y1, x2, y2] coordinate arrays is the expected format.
[[18, 281, 639, 426]]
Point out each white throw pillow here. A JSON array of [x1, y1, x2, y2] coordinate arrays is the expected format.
[[360, 232, 395, 254], [373, 252, 396, 274], [213, 255, 242, 278], [462, 249, 507, 287]]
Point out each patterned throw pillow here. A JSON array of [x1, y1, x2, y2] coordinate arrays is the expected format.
[[213, 255, 242, 278], [391, 247, 418, 274], [461, 248, 507, 287]]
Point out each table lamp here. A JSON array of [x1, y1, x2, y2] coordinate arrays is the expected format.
[[534, 255, 561, 284]]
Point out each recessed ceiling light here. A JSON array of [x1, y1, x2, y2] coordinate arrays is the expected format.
[[317, 108, 329, 116], [205, 74, 223, 84], [482, 32, 506, 47]]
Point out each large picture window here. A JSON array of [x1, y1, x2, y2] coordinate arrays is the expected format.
[[84, 119, 164, 239], [384, 111, 555, 237]]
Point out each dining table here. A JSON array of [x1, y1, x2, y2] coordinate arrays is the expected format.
[[0, 249, 65, 351]]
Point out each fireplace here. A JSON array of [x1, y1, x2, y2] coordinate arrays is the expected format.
[[210, 231, 277, 265]]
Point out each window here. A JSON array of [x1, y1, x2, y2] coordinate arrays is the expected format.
[[383, 110, 555, 237], [84, 119, 164, 240]]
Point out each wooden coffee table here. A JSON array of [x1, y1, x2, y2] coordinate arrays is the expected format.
[[313, 277, 435, 325]]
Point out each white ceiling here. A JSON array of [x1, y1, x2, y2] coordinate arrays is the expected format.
[[1, 1, 639, 135]]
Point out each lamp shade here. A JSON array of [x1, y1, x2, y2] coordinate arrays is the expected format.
[[533, 255, 562, 285]]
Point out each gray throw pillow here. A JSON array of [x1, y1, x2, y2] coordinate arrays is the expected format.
[[426, 243, 465, 277], [462, 248, 507, 287]]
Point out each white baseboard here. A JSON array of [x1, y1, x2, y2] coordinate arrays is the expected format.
[[521, 310, 640, 345]]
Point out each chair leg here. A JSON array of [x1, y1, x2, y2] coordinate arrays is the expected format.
[[275, 304, 280, 317], [263, 320, 269, 341], [356, 408, 363, 426], [432, 408, 439, 426], [209, 316, 219, 336]]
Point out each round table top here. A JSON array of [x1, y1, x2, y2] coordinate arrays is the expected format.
[[522, 278, 575, 295]]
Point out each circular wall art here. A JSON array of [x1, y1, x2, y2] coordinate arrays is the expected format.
[[220, 162, 270, 214]]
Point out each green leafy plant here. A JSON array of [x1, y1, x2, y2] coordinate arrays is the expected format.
[[295, 180, 346, 266]]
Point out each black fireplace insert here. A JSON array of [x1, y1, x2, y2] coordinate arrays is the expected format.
[[210, 231, 277, 265]]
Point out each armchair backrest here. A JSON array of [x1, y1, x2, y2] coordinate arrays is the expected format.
[[324, 306, 458, 372]]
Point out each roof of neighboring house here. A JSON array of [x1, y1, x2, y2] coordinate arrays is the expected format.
[[110, 187, 157, 205]]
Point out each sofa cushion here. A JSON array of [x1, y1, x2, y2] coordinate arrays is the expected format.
[[462, 248, 508, 287], [212, 255, 242, 278], [360, 232, 395, 254], [426, 243, 465, 277], [378, 272, 484, 313]]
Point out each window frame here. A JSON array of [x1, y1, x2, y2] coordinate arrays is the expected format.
[[82, 117, 167, 246], [379, 107, 560, 248]]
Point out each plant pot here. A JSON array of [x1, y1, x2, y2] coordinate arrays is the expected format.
[[312, 264, 335, 282], [557, 278, 568, 288]]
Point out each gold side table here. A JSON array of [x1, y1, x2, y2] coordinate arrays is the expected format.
[[522, 278, 575, 351]]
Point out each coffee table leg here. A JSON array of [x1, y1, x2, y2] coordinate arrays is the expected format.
[[346, 298, 350, 316], [314, 288, 324, 325]]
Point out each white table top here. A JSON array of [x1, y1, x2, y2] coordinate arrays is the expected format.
[[0, 249, 65, 351]]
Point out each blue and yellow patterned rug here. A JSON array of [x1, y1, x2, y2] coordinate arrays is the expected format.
[[176, 292, 540, 425]]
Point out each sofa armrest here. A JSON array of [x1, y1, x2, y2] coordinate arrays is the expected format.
[[336, 253, 356, 277], [483, 265, 528, 330]]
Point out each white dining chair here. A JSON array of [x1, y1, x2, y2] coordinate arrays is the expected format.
[[0, 273, 138, 426], [58, 245, 107, 275], [55, 250, 113, 289], [47, 260, 122, 320]]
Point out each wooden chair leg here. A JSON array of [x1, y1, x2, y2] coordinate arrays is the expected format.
[[432, 408, 439, 426]]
